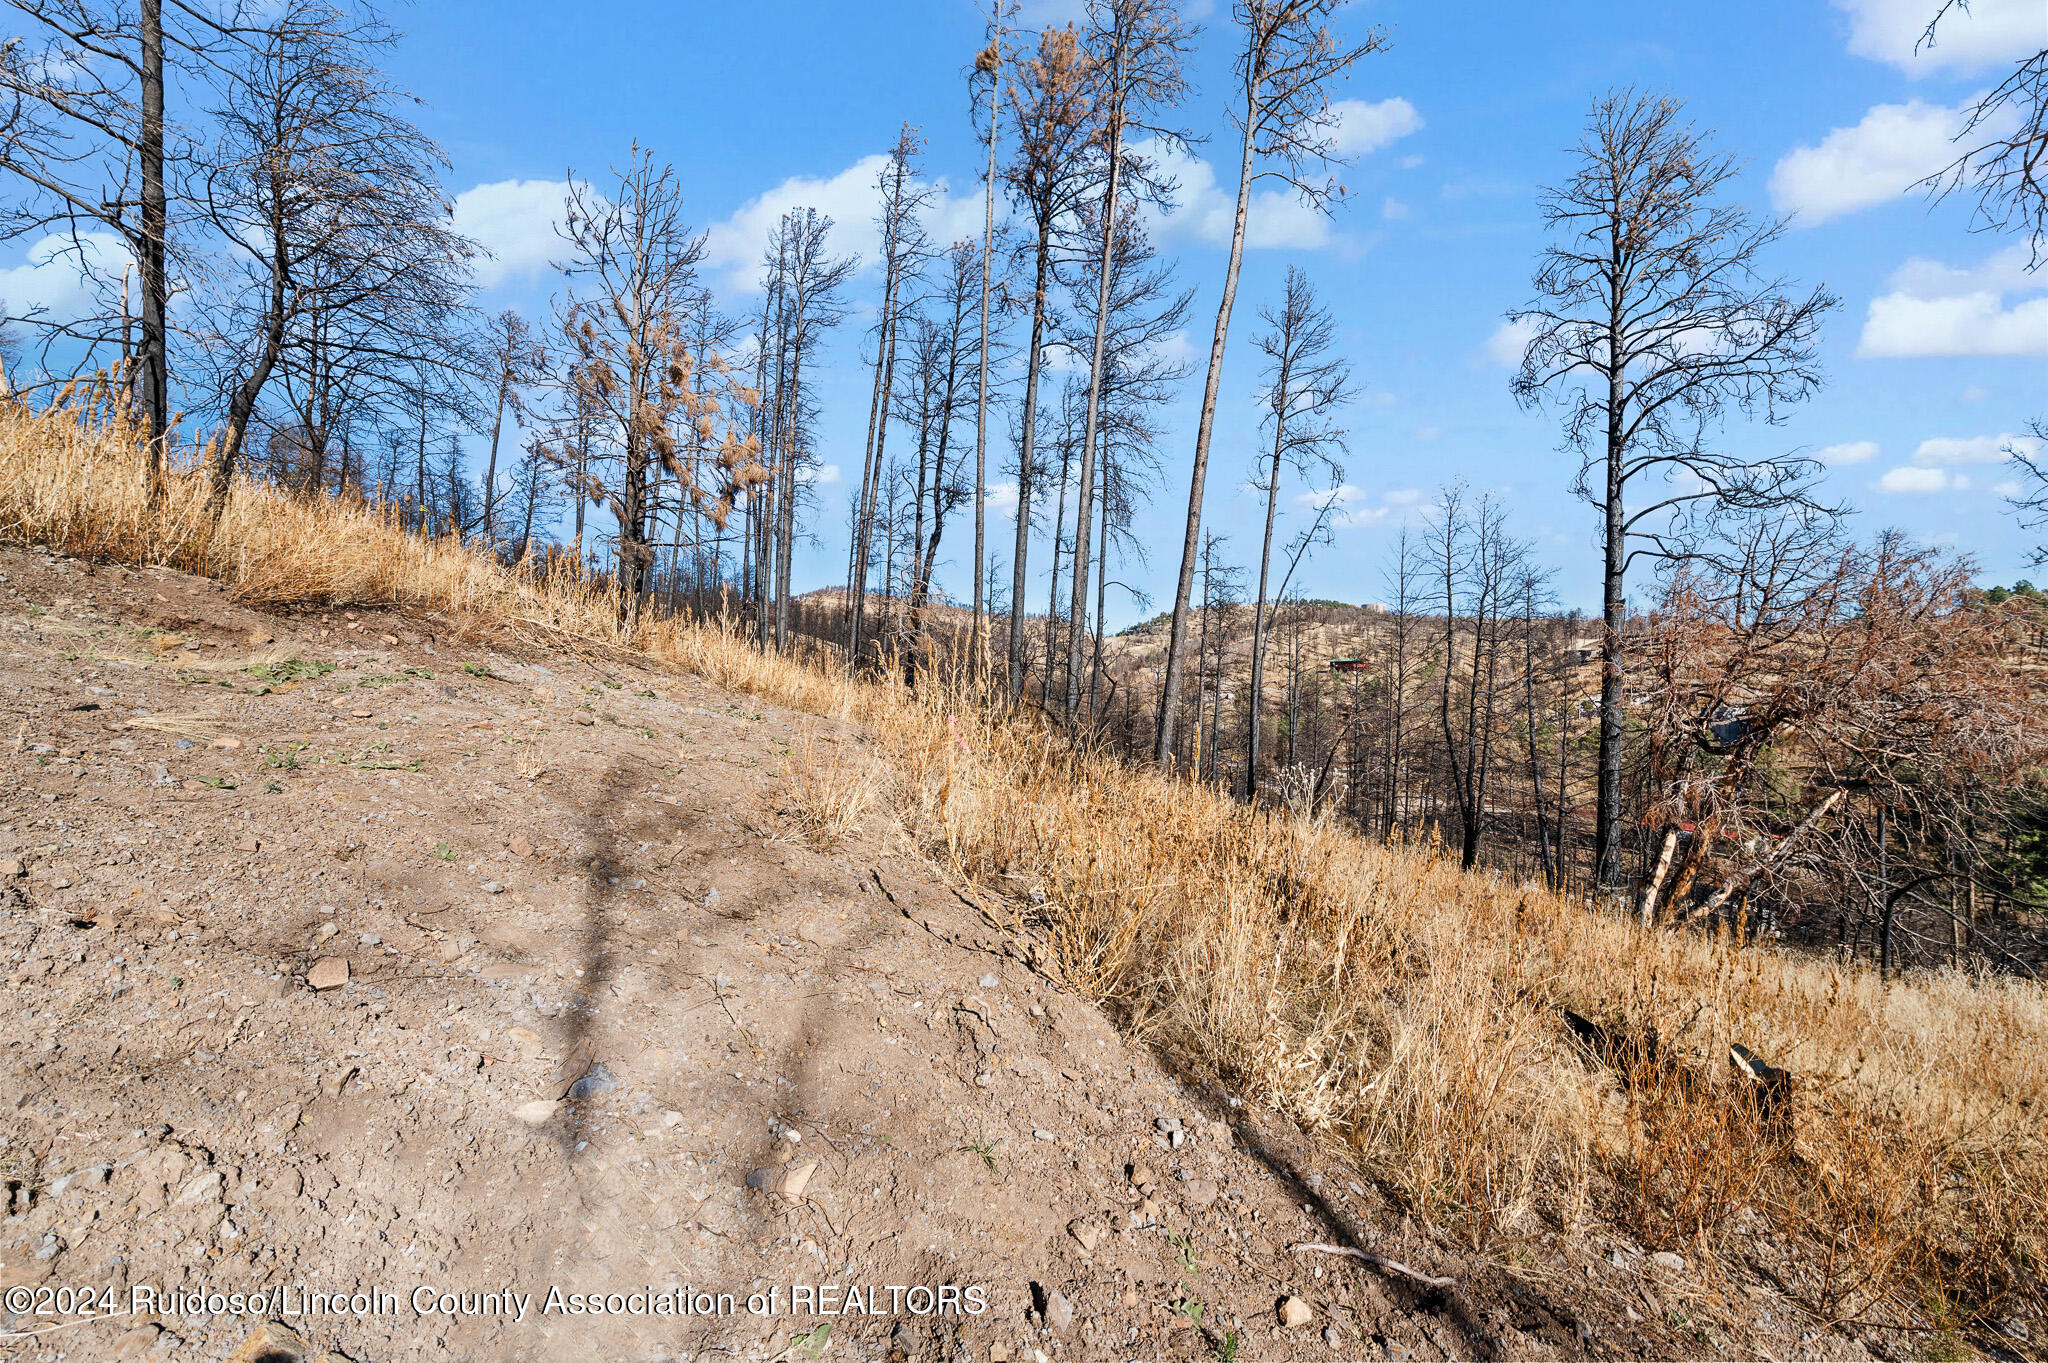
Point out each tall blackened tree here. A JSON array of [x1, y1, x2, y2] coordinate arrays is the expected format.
[[1154, 0, 1386, 767], [1510, 90, 1835, 888], [197, 3, 474, 520], [556, 150, 716, 633], [1244, 266, 1350, 801], [1063, 0, 1195, 718], [1002, 22, 1098, 698]]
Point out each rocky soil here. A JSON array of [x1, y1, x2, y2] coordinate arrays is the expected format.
[[0, 545, 1876, 1363]]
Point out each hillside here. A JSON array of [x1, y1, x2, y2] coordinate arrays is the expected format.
[[0, 545, 1629, 1363], [0, 406, 2041, 1362]]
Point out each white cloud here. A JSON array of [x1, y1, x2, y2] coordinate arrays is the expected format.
[[453, 179, 574, 289], [1833, 0, 2042, 74], [1994, 479, 2025, 497], [702, 155, 986, 295], [1769, 101, 1966, 225], [1913, 432, 2043, 465], [1857, 244, 2048, 357], [799, 462, 842, 485], [1142, 141, 1335, 251], [986, 479, 1020, 520], [1398, 154, 1426, 171], [1817, 440, 1880, 465], [1327, 98, 1423, 157], [1878, 465, 1958, 493], [1380, 197, 1410, 221], [0, 230, 132, 321], [1482, 316, 1537, 367], [1962, 384, 1990, 401]]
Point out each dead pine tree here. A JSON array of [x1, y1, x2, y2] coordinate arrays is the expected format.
[[195, 4, 476, 522], [1509, 89, 1836, 890], [758, 207, 854, 650], [1154, 0, 1387, 768], [1062, 0, 1196, 720], [969, 0, 1019, 671], [0, 0, 226, 498], [1244, 266, 1351, 802], [848, 126, 934, 665], [555, 148, 715, 634], [1919, 1, 2048, 264], [471, 309, 548, 543], [1003, 22, 1099, 700]]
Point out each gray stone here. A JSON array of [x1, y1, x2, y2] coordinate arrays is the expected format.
[[1043, 1289, 1074, 1334], [565, 1063, 619, 1101]]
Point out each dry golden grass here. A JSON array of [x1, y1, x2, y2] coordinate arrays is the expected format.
[[6, 397, 2045, 1338], [779, 722, 884, 850]]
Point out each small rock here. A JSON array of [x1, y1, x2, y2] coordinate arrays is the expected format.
[[1067, 1219, 1100, 1254], [235, 835, 261, 852], [358, 933, 381, 946], [246, 628, 275, 646], [0, 858, 22, 877], [565, 1063, 619, 1101], [509, 834, 533, 857], [482, 881, 506, 895], [979, 972, 999, 988], [571, 712, 595, 726], [1278, 1295, 1314, 1329], [1181, 1179, 1220, 1213], [210, 737, 242, 750], [773, 1159, 818, 1198], [1323, 1325, 1341, 1347], [109, 1323, 162, 1359], [1033, 1129, 1056, 1142], [1649, 1251, 1685, 1273], [306, 957, 349, 991], [176, 738, 195, 750], [1043, 1288, 1074, 1334], [226, 1321, 310, 1363], [1129, 1164, 1156, 1189], [513, 1099, 560, 1126], [350, 709, 373, 719], [33, 1231, 64, 1262]]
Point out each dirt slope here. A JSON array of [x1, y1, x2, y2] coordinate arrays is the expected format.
[[0, 544, 1861, 1363]]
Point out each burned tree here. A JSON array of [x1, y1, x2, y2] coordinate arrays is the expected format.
[[1510, 89, 1836, 888]]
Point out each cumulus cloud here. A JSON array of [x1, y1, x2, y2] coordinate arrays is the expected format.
[[799, 462, 842, 486], [1833, 0, 2042, 74], [1482, 316, 1537, 367], [1327, 97, 1423, 156], [1878, 465, 1961, 493], [1769, 101, 1967, 225], [1857, 244, 2048, 357], [1141, 141, 1334, 250], [453, 179, 576, 289], [0, 230, 132, 322], [1380, 197, 1410, 221], [702, 155, 986, 295], [1913, 432, 2043, 465], [1816, 440, 1880, 465], [985, 479, 1020, 520]]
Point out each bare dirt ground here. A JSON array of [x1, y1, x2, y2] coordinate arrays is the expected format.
[[0, 545, 1880, 1363]]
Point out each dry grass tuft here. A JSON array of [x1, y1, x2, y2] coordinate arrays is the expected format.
[[5, 397, 2046, 1339], [780, 726, 883, 849], [121, 709, 226, 739]]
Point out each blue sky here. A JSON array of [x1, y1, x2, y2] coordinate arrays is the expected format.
[[7, 0, 2044, 620]]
